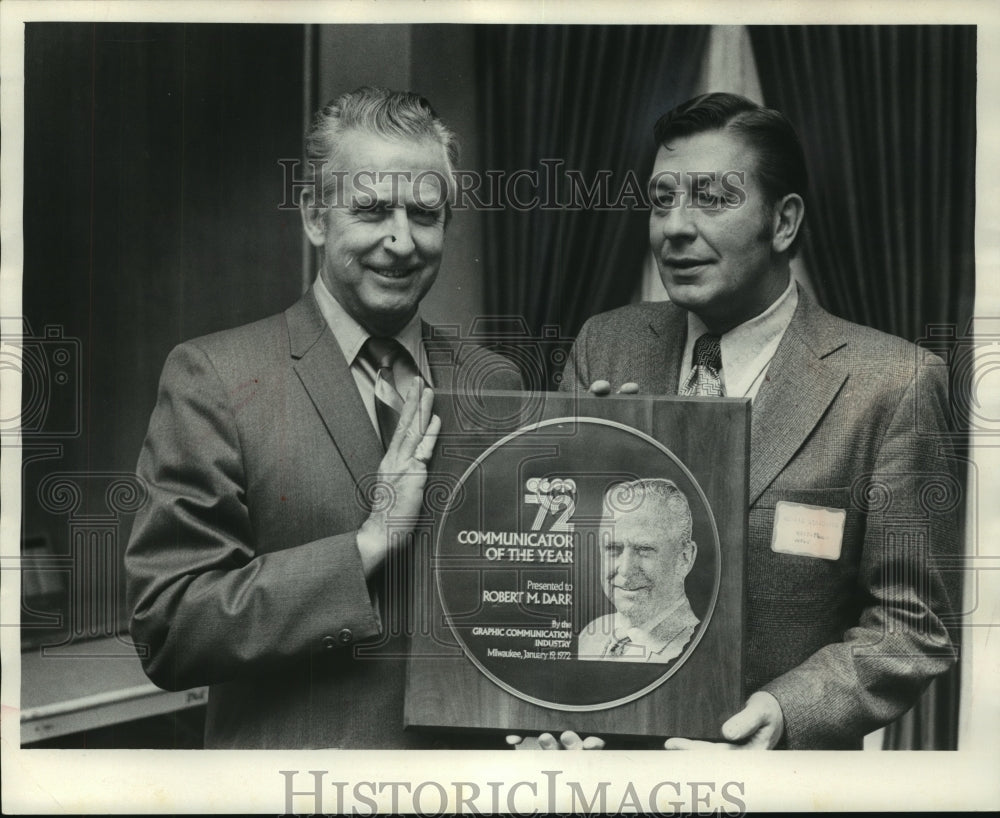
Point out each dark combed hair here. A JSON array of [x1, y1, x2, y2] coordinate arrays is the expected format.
[[654, 92, 809, 253]]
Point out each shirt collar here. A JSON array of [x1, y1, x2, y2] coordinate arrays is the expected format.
[[682, 276, 798, 398], [312, 274, 429, 381], [613, 596, 698, 654]]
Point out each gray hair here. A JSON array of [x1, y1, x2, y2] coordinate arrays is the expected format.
[[603, 478, 693, 542], [303, 86, 458, 206]]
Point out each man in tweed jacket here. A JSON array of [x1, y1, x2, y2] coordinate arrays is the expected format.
[[559, 93, 959, 750]]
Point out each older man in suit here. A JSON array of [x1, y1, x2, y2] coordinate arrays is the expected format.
[[125, 87, 522, 748], [578, 478, 700, 665], [555, 93, 959, 750]]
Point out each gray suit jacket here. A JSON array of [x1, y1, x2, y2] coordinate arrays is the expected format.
[[126, 290, 523, 748], [561, 288, 960, 748], [578, 601, 699, 665]]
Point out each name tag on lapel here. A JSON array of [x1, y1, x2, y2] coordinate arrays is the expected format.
[[771, 500, 846, 560]]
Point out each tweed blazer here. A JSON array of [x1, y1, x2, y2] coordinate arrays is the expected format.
[[561, 287, 960, 749], [126, 290, 523, 748]]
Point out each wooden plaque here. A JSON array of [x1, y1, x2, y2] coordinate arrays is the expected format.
[[404, 390, 749, 741]]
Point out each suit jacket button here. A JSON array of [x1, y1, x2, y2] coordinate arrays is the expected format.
[[322, 635, 337, 650], [337, 628, 354, 645]]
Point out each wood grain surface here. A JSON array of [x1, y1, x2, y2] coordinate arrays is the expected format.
[[405, 390, 749, 740]]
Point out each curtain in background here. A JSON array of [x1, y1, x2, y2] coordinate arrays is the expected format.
[[749, 25, 976, 751], [476, 25, 709, 387], [748, 26, 976, 343]]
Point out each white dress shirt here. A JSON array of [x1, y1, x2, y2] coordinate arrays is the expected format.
[[578, 596, 700, 664], [678, 277, 798, 400], [312, 274, 434, 434]]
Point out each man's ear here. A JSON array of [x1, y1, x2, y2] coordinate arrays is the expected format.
[[300, 192, 327, 248], [771, 193, 805, 255], [681, 540, 697, 577]]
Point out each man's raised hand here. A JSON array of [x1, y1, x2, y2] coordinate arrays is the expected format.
[[356, 377, 440, 576]]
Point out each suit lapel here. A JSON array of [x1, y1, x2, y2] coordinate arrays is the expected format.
[[422, 321, 454, 391], [748, 290, 849, 505], [645, 302, 687, 395], [286, 292, 383, 486]]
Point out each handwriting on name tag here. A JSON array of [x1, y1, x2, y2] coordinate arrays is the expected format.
[[771, 500, 846, 560]]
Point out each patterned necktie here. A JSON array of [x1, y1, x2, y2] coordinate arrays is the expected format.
[[607, 635, 632, 657], [680, 333, 724, 397], [363, 337, 408, 451]]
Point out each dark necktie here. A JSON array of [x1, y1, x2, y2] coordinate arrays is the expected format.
[[680, 333, 724, 397], [607, 635, 632, 657], [363, 337, 408, 451]]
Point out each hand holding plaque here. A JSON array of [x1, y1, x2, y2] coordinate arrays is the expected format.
[[664, 691, 785, 750], [507, 731, 606, 750]]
